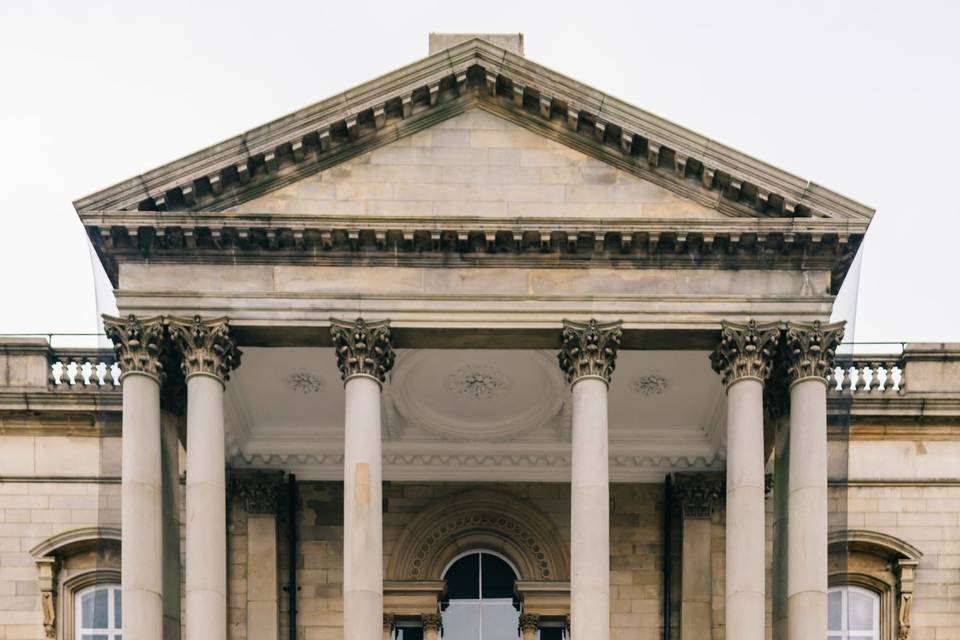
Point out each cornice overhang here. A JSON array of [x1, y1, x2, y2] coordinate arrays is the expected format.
[[83, 212, 866, 291], [74, 38, 874, 223]]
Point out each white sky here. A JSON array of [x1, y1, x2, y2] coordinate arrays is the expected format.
[[1, 0, 957, 346]]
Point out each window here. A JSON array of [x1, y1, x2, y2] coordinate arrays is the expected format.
[[441, 551, 520, 640], [828, 586, 879, 640], [75, 584, 122, 640]]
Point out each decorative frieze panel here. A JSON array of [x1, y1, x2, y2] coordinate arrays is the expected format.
[[330, 317, 395, 384], [557, 319, 622, 385]]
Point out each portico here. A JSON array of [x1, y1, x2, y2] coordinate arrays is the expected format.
[[74, 33, 873, 640]]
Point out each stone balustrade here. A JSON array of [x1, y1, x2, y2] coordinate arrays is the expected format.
[[49, 349, 120, 389], [829, 356, 905, 394]]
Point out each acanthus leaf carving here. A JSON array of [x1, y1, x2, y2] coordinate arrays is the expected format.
[[330, 317, 395, 384], [167, 315, 241, 382], [557, 319, 622, 385], [783, 320, 845, 384], [674, 473, 724, 519], [103, 314, 165, 382], [228, 470, 284, 515], [710, 319, 781, 386]]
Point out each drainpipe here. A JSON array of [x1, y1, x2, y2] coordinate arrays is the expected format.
[[662, 474, 673, 640], [287, 474, 298, 640]]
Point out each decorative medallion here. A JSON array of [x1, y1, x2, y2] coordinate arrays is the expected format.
[[631, 375, 669, 396], [287, 371, 324, 394], [447, 364, 510, 399]]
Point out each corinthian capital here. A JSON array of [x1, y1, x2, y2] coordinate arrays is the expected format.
[[103, 314, 166, 382], [227, 470, 284, 515], [167, 315, 241, 382], [330, 318, 395, 384], [421, 613, 442, 633], [710, 320, 780, 387], [783, 321, 845, 384], [557, 319, 623, 385], [674, 473, 724, 519]]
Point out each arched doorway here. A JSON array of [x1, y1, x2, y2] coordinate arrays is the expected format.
[[441, 550, 521, 639]]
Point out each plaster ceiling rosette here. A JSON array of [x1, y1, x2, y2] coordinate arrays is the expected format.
[[387, 349, 565, 441]]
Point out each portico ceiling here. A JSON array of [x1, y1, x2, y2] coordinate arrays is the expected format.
[[225, 347, 725, 482]]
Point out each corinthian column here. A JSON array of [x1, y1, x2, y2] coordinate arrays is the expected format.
[[710, 320, 780, 640], [168, 316, 241, 640], [783, 321, 844, 640], [331, 318, 395, 640], [104, 314, 166, 640], [558, 318, 622, 640]]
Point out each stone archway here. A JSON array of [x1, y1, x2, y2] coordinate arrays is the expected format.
[[387, 489, 569, 582]]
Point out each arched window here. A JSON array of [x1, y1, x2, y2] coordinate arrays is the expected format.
[[441, 551, 520, 639], [75, 583, 122, 640], [828, 585, 879, 640]]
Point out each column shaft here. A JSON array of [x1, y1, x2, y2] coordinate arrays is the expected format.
[[121, 373, 164, 640], [161, 411, 182, 640], [570, 377, 609, 640], [343, 376, 384, 640], [725, 378, 766, 640], [787, 379, 828, 639], [185, 375, 227, 640]]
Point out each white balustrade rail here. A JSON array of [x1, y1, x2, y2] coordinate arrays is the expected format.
[[828, 356, 904, 394], [49, 351, 121, 389]]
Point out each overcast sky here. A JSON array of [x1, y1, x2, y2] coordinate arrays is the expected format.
[[1, 0, 957, 346]]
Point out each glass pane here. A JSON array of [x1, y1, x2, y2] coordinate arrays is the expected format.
[[80, 636, 109, 640], [827, 590, 842, 631], [539, 629, 564, 640], [848, 589, 875, 631], [82, 588, 110, 628], [446, 555, 480, 599], [442, 601, 481, 640], [397, 628, 424, 640], [114, 588, 122, 627], [480, 555, 516, 599], [480, 602, 520, 639]]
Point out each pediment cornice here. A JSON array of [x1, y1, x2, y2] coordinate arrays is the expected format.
[[74, 38, 873, 225]]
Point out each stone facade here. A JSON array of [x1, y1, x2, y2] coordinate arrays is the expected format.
[[5, 30, 954, 640]]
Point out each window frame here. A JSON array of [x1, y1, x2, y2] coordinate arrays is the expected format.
[[828, 584, 880, 639], [74, 582, 122, 640], [62, 569, 122, 640], [441, 550, 522, 640]]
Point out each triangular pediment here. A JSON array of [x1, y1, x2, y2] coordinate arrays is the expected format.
[[74, 38, 873, 223], [229, 109, 724, 220]]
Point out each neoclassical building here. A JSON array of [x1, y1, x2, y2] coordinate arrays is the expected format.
[[1, 33, 958, 640]]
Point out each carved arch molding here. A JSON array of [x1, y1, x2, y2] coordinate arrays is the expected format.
[[387, 489, 569, 582], [828, 529, 922, 640]]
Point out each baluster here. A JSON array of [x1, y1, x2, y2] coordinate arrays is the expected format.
[[51, 360, 64, 385], [855, 364, 868, 393], [95, 362, 107, 386], [65, 361, 79, 386], [840, 365, 853, 393], [110, 362, 122, 386], [868, 361, 882, 392], [80, 361, 93, 386]]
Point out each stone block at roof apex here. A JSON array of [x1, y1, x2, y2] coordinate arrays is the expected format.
[[73, 34, 873, 227]]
